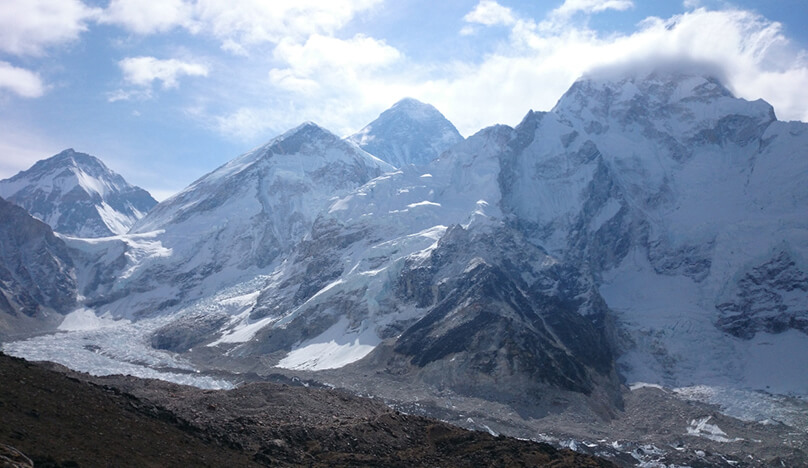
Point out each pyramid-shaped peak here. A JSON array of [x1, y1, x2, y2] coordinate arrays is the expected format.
[[0, 149, 157, 237], [391, 97, 435, 111], [348, 99, 463, 168], [53, 148, 101, 163], [394, 97, 426, 106]]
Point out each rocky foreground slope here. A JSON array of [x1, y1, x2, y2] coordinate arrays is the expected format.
[[0, 353, 615, 467]]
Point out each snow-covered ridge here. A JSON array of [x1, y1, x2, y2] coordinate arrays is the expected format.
[[133, 122, 393, 234], [71, 122, 396, 321]]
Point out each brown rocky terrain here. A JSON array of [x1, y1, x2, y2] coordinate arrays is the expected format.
[[0, 353, 616, 467]]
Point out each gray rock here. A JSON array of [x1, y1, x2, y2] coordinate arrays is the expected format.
[[0, 197, 76, 334]]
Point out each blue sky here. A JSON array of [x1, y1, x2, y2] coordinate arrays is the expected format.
[[1, 0, 807, 200]]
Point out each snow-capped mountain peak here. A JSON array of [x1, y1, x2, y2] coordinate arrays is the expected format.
[[0, 149, 157, 237], [498, 68, 808, 395], [135, 122, 393, 234], [348, 98, 464, 168], [81, 122, 397, 318], [553, 70, 776, 142]]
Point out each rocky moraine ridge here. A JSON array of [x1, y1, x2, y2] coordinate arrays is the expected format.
[[0, 352, 616, 467]]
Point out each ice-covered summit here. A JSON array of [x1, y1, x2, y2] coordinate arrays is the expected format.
[[0, 149, 157, 237], [348, 98, 463, 168], [552, 69, 776, 150]]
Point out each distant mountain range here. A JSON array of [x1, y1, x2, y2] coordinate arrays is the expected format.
[[1, 78, 807, 465]]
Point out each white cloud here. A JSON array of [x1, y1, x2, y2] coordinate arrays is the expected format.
[[0, 62, 46, 98], [197, 4, 808, 144], [97, 0, 382, 53], [271, 34, 400, 79], [195, 0, 381, 47], [552, 0, 634, 18], [0, 0, 99, 56], [214, 107, 278, 141], [463, 0, 516, 27], [106, 88, 153, 102], [100, 0, 194, 35], [107, 89, 133, 102], [264, 34, 402, 117], [421, 6, 808, 134], [119, 56, 209, 89], [208, 34, 403, 139], [221, 39, 249, 56], [267, 69, 320, 94]]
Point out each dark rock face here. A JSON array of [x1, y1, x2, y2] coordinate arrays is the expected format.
[[392, 225, 620, 409], [716, 250, 808, 339], [249, 219, 371, 321], [0, 149, 157, 237], [151, 312, 230, 352], [0, 197, 76, 320], [396, 262, 602, 394]]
